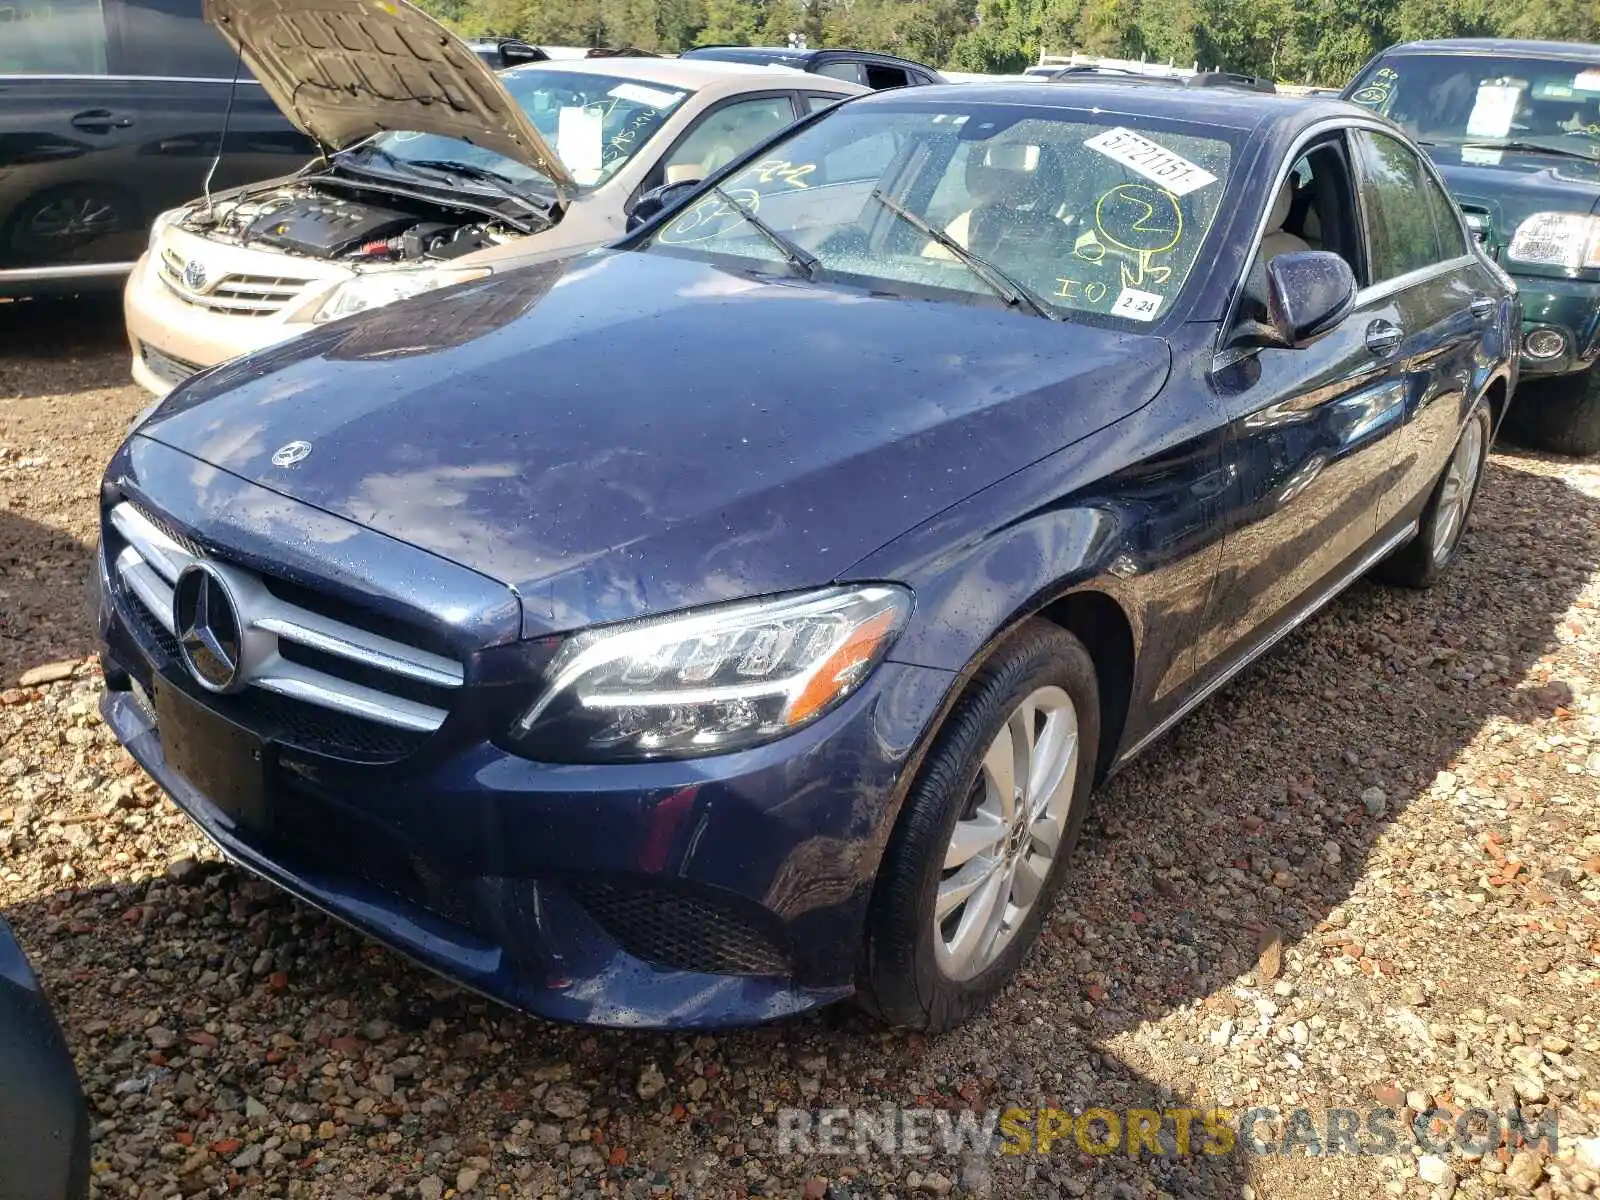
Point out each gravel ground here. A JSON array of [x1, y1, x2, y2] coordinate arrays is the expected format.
[[2, 295, 1599, 1200]]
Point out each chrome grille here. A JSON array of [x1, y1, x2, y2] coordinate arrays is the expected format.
[[108, 502, 462, 736], [159, 248, 311, 316]]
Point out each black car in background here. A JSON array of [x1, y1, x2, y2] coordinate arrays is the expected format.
[[1, 917, 89, 1200], [0, 0, 313, 297], [679, 45, 944, 88]]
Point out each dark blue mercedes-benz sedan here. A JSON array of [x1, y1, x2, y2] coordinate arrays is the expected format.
[[94, 78, 1518, 1031]]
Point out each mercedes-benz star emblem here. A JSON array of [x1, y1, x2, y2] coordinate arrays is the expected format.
[[271, 440, 312, 467], [173, 564, 244, 693], [183, 259, 208, 291]]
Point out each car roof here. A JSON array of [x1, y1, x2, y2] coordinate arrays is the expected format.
[[504, 55, 853, 90], [684, 45, 931, 68], [1381, 38, 1600, 62], [850, 80, 1357, 132]]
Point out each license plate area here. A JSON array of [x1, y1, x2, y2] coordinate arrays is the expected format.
[[154, 679, 272, 834]]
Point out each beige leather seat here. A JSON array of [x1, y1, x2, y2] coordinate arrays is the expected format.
[[1260, 179, 1310, 261]]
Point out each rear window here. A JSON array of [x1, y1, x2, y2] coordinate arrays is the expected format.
[[1349, 52, 1600, 160], [649, 103, 1236, 329]]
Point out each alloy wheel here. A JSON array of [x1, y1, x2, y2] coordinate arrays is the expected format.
[[29, 196, 119, 242], [934, 685, 1079, 981], [1431, 416, 1485, 565]]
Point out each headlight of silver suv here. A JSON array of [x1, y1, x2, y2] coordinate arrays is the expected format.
[[505, 586, 912, 762]]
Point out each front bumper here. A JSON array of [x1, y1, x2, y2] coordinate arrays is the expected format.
[[1509, 273, 1600, 377], [94, 506, 952, 1027], [122, 251, 323, 396]]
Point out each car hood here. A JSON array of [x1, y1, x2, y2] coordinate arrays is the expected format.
[[139, 252, 1170, 636], [1425, 144, 1600, 245], [203, 0, 574, 192]]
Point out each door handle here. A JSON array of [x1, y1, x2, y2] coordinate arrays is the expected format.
[[1365, 319, 1403, 355], [1469, 294, 1496, 319], [70, 108, 134, 133]]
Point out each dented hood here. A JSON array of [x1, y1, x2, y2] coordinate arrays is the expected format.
[[203, 0, 574, 191]]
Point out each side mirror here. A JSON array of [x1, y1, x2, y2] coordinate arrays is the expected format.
[[497, 41, 545, 67], [626, 179, 701, 232], [1232, 250, 1358, 350]]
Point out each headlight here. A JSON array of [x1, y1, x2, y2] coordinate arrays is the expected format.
[[314, 266, 490, 323], [146, 207, 184, 255], [506, 586, 912, 762], [1506, 212, 1600, 272]]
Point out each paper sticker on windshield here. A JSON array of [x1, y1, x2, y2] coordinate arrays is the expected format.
[[557, 105, 604, 175], [1084, 127, 1217, 196], [1461, 145, 1504, 166], [1576, 70, 1600, 92], [1466, 84, 1520, 138], [608, 82, 683, 109], [1111, 286, 1163, 321]]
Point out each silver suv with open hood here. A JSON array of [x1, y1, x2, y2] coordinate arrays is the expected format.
[[124, 0, 866, 396]]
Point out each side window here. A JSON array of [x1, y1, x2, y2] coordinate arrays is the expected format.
[[109, 0, 244, 78], [814, 60, 864, 85], [804, 92, 842, 114], [0, 0, 109, 75], [863, 63, 911, 90], [662, 95, 799, 181], [1350, 129, 1450, 282], [1243, 138, 1363, 316], [1419, 165, 1470, 259]]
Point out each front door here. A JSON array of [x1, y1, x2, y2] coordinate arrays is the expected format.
[[1193, 132, 1408, 681]]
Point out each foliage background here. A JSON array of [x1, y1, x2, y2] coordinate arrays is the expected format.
[[418, 0, 1600, 86]]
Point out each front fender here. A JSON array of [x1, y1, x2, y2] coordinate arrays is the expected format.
[[845, 385, 1234, 763]]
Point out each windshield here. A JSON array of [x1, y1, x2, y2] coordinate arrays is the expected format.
[[1349, 53, 1600, 160], [355, 68, 690, 190], [643, 102, 1235, 328]]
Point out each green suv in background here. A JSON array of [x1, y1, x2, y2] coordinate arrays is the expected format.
[[1346, 39, 1600, 455]]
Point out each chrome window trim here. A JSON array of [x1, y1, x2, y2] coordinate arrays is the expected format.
[[0, 73, 263, 84]]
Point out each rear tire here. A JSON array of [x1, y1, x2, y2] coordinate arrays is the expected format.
[[1502, 364, 1600, 457], [1377, 403, 1491, 589], [859, 620, 1099, 1031]]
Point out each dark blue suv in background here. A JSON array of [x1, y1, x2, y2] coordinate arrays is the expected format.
[[95, 74, 1515, 1030]]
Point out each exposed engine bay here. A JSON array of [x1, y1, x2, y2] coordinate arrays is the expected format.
[[174, 180, 533, 263]]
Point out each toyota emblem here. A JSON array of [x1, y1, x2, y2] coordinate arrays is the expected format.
[[271, 440, 312, 467], [183, 258, 208, 291], [172, 564, 244, 693]]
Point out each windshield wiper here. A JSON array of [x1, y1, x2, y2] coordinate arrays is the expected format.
[[707, 184, 818, 279], [1459, 140, 1598, 162], [406, 158, 556, 215], [869, 188, 1060, 320]]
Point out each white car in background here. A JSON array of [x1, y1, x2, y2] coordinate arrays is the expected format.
[[123, 0, 865, 396]]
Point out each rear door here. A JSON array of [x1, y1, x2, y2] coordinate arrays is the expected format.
[[1346, 126, 1501, 531], [104, 0, 313, 216], [0, 0, 143, 280]]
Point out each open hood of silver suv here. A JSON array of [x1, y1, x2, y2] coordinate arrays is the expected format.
[[203, 0, 575, 192]]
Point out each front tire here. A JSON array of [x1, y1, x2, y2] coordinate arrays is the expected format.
[[859, 620, 1099, 1031], [1502, 363, 1600, 457], [1377, 403, 1491, 589]]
